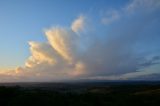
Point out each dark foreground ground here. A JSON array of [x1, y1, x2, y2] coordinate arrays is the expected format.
[[0, 81, 160, 106]]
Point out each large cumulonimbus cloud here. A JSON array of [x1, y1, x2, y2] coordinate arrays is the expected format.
[[0, 0, 160, 82]]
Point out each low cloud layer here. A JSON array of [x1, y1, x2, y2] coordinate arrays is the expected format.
[[0, 0, 160, 82]]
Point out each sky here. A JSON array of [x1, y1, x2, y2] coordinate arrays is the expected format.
[[0, 0, 160, 82]]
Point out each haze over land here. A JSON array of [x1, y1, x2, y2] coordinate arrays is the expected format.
[[0, 0, 160, 82]]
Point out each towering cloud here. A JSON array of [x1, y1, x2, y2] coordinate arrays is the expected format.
[[0, 0, 160, 82], [25, 42, 56, 68], [45, 28, 78, 62]]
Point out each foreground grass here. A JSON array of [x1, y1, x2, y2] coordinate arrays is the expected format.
[[0, 84, 160, 106]]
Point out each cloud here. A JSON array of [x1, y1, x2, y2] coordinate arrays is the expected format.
[[101, 0, 160, 25], [101, 10, 120, 25], [125, 0, 160, 13], [71, 15, 85, 33], [45, 27, 78, 62], [139, 55, 160, 68], [0, 0, 160, 82], [25, 42, 57, 68]]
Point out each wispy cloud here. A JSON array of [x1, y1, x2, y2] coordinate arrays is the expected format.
[[101, 10, 120, 25], [71, 15, 86, 33], [101, 0, 160, 25], [125, 0, 160, 13]]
